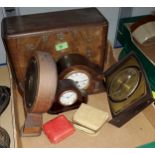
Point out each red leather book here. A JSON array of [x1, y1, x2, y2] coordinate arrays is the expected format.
[[43, 115, 75, 144]]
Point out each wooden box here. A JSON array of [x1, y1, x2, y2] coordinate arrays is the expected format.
[[1, 8, 108, 93]]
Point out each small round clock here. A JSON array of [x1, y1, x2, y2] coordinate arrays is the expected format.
[[48, 79, 88, 114], [65, 70, 90, 90], [57, 53, 104, 94], [59, 90, 78, 106]]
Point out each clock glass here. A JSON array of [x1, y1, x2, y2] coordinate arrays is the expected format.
[[108, 67, 140, 102], [59, 90, 78, 106], [25, 58, 38, 108], [65, 71, 90, 90]]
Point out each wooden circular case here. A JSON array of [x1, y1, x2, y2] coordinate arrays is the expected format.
[[22, 51, 57, 136], [24, 51, 57, 113], [48, 79, 88, 114], [57, 53, 104, 94]]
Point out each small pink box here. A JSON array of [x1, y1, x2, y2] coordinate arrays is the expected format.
[[43, 115, 75, 144]]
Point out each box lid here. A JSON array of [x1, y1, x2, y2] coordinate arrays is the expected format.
[[2, 7, 108, 38]]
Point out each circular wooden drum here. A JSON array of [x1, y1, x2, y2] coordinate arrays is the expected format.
[[24, 51, 57, 113]]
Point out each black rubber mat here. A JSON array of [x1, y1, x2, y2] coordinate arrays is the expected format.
[[0, 86, 10, 115], [0, 86, 11, 148], [0, 127, 10, 148]]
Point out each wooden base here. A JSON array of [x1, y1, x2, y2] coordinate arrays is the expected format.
[[21, 113, 42, 137]]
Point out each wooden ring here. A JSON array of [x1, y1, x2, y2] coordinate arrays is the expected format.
[[24, 51, 57, 113]]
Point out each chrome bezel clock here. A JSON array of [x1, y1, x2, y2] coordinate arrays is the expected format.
[[64, 70, 91, 90], [48, 79, 88, 114], [59, 90, 78, 106]]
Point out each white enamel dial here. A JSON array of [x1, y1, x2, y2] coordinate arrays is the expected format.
[[65, 71, 90, 90], [59, 90, 78, 106]]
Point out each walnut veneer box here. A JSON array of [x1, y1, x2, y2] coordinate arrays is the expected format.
[[1, 7, 108, 93]]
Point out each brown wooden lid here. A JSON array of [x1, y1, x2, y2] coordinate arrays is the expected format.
[[2, 8, 108, 37]]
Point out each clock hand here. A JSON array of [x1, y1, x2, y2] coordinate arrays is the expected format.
[[117, 73, 137, 94], [114, 76, 130, 93], [123, 73, 136, 89], [113, 88, 121, 96], [68, 94, 74, 98], [115, 81, 124, 92]]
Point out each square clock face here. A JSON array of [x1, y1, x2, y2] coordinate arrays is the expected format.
[[104, 52, 153, 127]]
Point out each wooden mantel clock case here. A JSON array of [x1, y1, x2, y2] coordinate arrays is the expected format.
[[1, 8, 108, 94]]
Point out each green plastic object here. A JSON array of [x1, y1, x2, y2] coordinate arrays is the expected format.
[[117, 15, 155, 91], [137, 141, 155, 148], [55, 42, 69, 51], [152, 91, 155, 99]]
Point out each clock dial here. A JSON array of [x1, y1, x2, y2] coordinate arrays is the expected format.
[[108, 67, 140, 102], [59, 90, 78, 106], [57, 53, 105, 94], [65, 71, 90, 90], [48, 79, 88, 114]]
